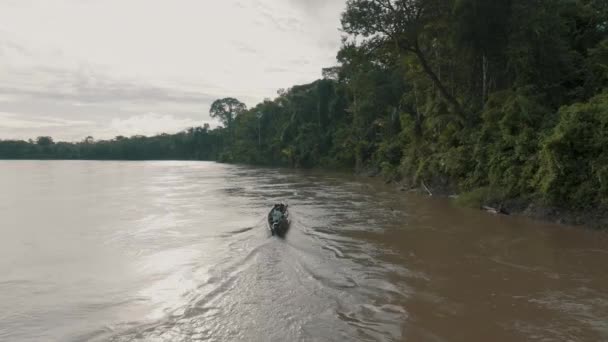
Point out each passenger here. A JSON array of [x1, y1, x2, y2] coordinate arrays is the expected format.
[[272, 207, 283, 223]]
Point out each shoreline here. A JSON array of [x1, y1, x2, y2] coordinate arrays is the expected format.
[[391, 181, 608, 231], [355, 165, 608, 230]]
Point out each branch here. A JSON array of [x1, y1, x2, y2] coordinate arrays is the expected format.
[[370, 0, 403, 50], [421, 179, 433, 196], [374, 0, 396, 13]]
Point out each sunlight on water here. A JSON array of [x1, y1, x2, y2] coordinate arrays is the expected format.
[[0, 161, 607, 341]]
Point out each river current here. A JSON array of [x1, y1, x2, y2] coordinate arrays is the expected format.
[[1, 161, 607, 341]]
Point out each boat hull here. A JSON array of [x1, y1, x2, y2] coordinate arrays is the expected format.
[[269, 218, 290, 237]]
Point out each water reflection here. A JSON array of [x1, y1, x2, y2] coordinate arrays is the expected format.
[[0, 161, 607, 341]]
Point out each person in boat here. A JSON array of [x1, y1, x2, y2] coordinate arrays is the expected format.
[[271, 203, 284, 224]]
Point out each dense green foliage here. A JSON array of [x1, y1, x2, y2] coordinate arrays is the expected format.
[[0, 127, 223, 160], [2, 0, 607, 211]]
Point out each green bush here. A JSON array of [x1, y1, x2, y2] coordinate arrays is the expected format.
[[472, 88, 551, 197], [537, 90, 608, 208]]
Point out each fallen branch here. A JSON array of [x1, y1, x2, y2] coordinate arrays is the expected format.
[[482, 205, 509, 215], [421, 180, 433, 196]]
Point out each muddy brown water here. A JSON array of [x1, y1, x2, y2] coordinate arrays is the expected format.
[[1, 161, 607, 341]]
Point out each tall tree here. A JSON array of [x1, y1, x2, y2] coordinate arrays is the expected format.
[[209, 98, 247, 135], [36, 136, 54, 146]]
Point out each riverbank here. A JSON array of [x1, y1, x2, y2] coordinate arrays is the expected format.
[[390, 178, 608, 230], [220, 161, 608, 230], [351, 163, 606, 230]]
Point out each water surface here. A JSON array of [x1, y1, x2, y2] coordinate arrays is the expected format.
[[1, 161, 607, 341]]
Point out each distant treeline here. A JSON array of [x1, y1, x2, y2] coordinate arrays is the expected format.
[[2, 0, 608, 211], [0, 128, 222, 160]]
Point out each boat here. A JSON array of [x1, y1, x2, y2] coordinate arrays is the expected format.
[[268, 203, 290, 237]]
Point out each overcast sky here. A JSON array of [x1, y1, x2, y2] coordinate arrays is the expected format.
[[0, 0, 345, 141]]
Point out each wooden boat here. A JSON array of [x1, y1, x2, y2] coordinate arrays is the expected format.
[[268, 203, 290, 237]]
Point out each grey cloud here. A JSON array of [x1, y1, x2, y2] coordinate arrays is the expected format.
[[232, 41, 259, 55], [0, 39, 30, 57], [288, 58, 311, 66], [0, 111, 93, 129], [0, 60, 224, 140], [286, 0, 346, 16], [260, 12, 303, 32], [0, 1, 345, 140], [0, 66, 217, 105], [264, 66, 291, 73], [250, 0, 304, 32]]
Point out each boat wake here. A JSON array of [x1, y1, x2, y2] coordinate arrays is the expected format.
[[100, 208, 410, 342]]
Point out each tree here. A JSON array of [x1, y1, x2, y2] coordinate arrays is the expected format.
[[341, 0, 465, 117], [453, 0, 511, 103], [209, 98, 247, 134], [36, 136, 54, 146]]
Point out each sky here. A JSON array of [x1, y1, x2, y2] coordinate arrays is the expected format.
[[0, 0, 345, 141]]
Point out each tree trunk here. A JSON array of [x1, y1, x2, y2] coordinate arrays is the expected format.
[[435, 42, 441, 82], [482, 53, 488, 106], [355, 93, 360, 170], [413, 47, 465, 120], [413, 81, 422, 137]]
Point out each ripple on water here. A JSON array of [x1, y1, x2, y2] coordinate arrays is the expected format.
[[6, 162, 607, 342], [105, 212, 410, 342]]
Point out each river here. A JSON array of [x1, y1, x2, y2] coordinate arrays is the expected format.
[[1, 160, 607, 341]]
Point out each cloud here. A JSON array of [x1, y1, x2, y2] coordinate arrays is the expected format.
[[232, 41, 260, 55], [287, 0, 345, 15], [0, 0, 346, 140], [264, 67, 291, 73], [0, 111, 93, 129], [288, 58, 312, 66], [0, 111, 96, 141], [106, 113, 205, 138], [0, 64, 217, 105]]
